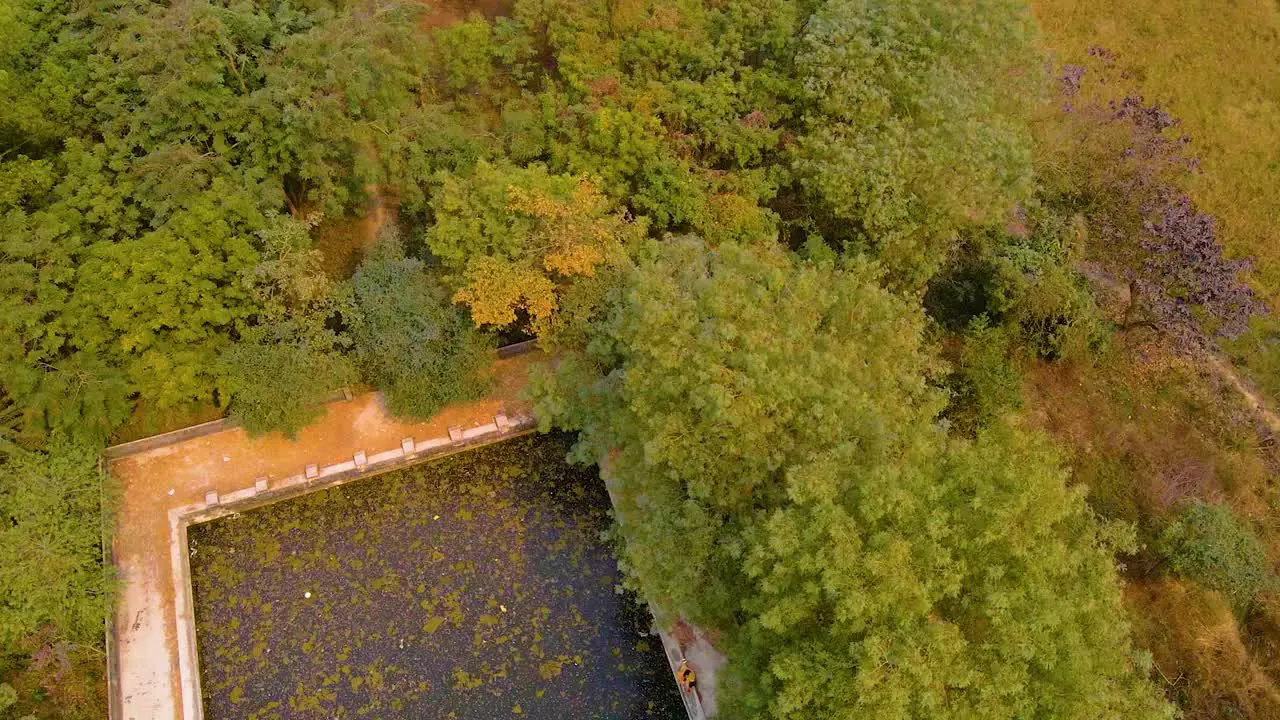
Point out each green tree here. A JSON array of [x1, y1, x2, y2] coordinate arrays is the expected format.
[[0, 0, 90, 151], [533, 237, 1171, 719], [429, 160, 643, 332], [217, 216, 354, 437], [793, 0, 1042, 287], [728, 424, 1170, 719], [0, 682, 15, 713], [0, 441, 112, 652], [534, 236, 942, 625], [348, 231, 493, 419]]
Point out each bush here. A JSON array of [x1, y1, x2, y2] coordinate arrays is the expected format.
[[946, 316, 1022, 432], [1005, 262, 1112, 361], [348, 234, 493, 419], [0, 441, 112, 652], [1158, 502, 1272, 608], [217, 327, 355, 438]]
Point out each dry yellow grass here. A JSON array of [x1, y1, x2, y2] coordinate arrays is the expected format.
[[1031, 0, 1280, 304], [1127, 578, 1280, 719]]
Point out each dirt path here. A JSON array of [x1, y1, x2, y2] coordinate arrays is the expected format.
[[359, 181, 389, 247], [1081, 267, 1280, 436], [1206, 353, 1280, 434], [107, 350, 543, 720]]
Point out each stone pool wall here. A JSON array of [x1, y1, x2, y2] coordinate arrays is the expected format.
[[171, 412, 537, 720], [187, 433, 685, 719], [105, 345, 545, 720]]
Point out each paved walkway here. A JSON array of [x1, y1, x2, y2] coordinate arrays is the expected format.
[[106, 350, 543, 720]]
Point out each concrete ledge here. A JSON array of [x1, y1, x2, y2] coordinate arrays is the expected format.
[[104, 341, 540, 461], [105, 418, 235, 461], [462, 422, 499, 440], [369, 448, 403, 465], [221, 487, 256, 505], [416, 437, 450, 453], [319, 460, 356, 478], [496, 338, 538, 358]]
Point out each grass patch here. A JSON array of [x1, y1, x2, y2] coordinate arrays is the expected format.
[[1022, 331, 1280, 718], [1031, 0, 1280, 303], [1024, 333, 1271, 539], [1030, 0, 1280, 396]]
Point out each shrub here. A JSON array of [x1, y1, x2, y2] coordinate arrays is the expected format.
[[217, 216, 356, 437], [0, 441, 112, 652], [946, 316, 1022, 432], [217, 327, 355, 438], [348, 234, 493, 419], [1005, 261, 1112, 361], [1158, 502, 1272, 608]]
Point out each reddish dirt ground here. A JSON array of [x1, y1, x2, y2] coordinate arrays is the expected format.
[[417, 0, 511, 28], [108, 350, 543, 720]]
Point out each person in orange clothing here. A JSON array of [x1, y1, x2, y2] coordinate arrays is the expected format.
[[676, 659, 697, 694]]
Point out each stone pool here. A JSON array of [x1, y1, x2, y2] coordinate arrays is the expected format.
[[188, 433, 684, 719]]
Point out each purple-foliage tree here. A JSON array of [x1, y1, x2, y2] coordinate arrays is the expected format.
[[1056, 49, 1266, 349], [1141, 196, 1264, 347]]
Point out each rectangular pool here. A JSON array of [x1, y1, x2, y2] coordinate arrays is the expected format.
[[188, 433, 684, 719]]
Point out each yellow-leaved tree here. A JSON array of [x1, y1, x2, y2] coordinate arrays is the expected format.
[[429, 161, 644, 336]]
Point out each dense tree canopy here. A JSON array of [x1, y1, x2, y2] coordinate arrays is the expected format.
[[0, 0, 426, 443], [793, 0, 1042, 286], [533, 238, 1172, 719], [2, 0, 1232, 717], [0, 0, 1056, 442]]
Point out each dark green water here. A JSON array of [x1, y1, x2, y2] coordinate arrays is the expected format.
[[189, 433, 683, 720]]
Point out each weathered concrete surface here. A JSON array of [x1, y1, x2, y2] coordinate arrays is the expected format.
[[107, 350, 543, 720], [599, 454, 729, 719], [680, 624, 727, 717]]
